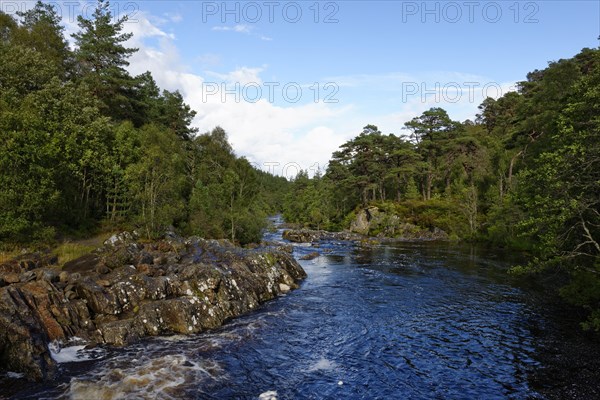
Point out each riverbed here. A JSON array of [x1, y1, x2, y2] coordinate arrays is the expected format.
[[2, 220, 599, 399]]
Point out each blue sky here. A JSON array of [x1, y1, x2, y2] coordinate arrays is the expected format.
[[30, 0, 600, 175]]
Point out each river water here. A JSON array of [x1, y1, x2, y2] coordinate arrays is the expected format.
[[3, 220, 579, 399]]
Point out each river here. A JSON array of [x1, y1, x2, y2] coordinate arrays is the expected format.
[[3, 218, 597, 399]]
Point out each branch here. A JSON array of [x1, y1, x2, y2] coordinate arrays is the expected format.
[[581, 217, 600, 254]]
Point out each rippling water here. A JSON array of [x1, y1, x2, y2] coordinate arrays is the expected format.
[[5, 221, 550, 399]]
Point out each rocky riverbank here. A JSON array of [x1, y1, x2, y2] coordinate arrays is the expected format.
[[282, 229, 364, 243], [281, 206, 449, 246], [0, 233, 305, 381], [349, 206, 449, 240]]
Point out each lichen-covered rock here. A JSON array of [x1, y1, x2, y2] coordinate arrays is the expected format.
[[282, 229, 363, 243], [349, 206, 449, 240], [0, 235, 306, 381]]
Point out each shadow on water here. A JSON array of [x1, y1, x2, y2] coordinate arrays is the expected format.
[[3, 218, 597, 399]]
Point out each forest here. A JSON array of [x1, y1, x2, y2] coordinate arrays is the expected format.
[[0, 1, 287, 246], [0, 1, 599, 330], [282, 48, 600, 330]]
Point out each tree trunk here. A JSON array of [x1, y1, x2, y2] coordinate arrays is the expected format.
[[230, 194, 235, 243], [508, 150, 523, 189], [426, 173, 433, 200]]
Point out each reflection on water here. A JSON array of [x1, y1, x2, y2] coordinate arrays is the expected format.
[[7, 221, 548, 399]]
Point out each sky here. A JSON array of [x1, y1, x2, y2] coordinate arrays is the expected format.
[[4, 0, 599, 177]]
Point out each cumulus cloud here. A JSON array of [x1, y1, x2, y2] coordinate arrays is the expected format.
[[117, 12, 353, 176], [127, 12, 175, 40], [65, 7, 518, 177], [206, 66, 265, 85]]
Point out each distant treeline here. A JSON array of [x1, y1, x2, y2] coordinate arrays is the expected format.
[[282, 47, 600, 330], [0, 1, 288, 245]]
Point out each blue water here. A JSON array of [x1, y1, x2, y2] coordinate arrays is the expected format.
[[5, 221, 546, 399]]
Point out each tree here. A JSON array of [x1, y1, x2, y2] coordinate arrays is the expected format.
[[15, 1, 72, 79], [509, 48, 600, 330], [72, 0, 138, 120], [156, 90, 199, 140], [0, 78, 111, 240], [126, 124, 186, 238], [404, 108, 460, 200]]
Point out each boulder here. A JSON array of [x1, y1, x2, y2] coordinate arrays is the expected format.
[[348, 206, 449, 240], [282, 229, 363, 244], [0, 235, 306, 381], [300, 252, 320, 260]]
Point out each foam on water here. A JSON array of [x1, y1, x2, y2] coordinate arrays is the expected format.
[[48, 337, 106, 364], [8, 224, 547, 399], [307, 357, 337, 372], [65, 354, 223, 400], [258, 390, 278, 400]]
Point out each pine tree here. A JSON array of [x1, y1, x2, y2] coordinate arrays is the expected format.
[[72, 0, 138, 120]]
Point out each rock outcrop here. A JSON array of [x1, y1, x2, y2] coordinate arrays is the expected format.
[[282, 207, 449, 244], [349, 207, 449, 240], [0, 234, 305, 381], [282, 229, 363, 243]]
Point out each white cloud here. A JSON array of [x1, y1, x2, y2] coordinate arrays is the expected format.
[[165, 12, 183, 23], [212, 24, 253, 34], [127, 12, 175, 40], [206, 66, 265, 85], [69, 8, 519, 177], [118, 13, 350, 176], [59, 6, 349, 175], [212, 24, 274, 41]]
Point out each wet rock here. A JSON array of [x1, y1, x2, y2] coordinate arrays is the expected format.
[[136, 263, 151, 275], [137, 251, 154, 265], [63, 253, 100, 273], [100, 319, 141, 346], [3, 273, 20, 284], [282, 229, 320, 243], [95, 263, 110, 275], [0, 235, 305, 381], [0, 285, 57, 380], [35, 269, 59, 283], [279, 283, 291, 293], [300, 252, 320, 260], [0, 263, 22, 275], [350, 206, 379, 235], [19, 271, 36, 283], [58, 271, 70, 283], [153, 256, 167, 266], [103, 232, 134, 247], [75, 278, 120, 316], [349, 206, 449, 240], [282, 229, 364, 243]]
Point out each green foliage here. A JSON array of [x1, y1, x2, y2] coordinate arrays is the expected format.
[[72, 0, 138, 121], [125, 124, 187, 238], [280, 47, 600, 331], [185, 128, 274, 244], [507, 49, 600, 329], [15, 1, 72, 79], [2, 2, 600, 331], [0, 6, 287, 246]]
